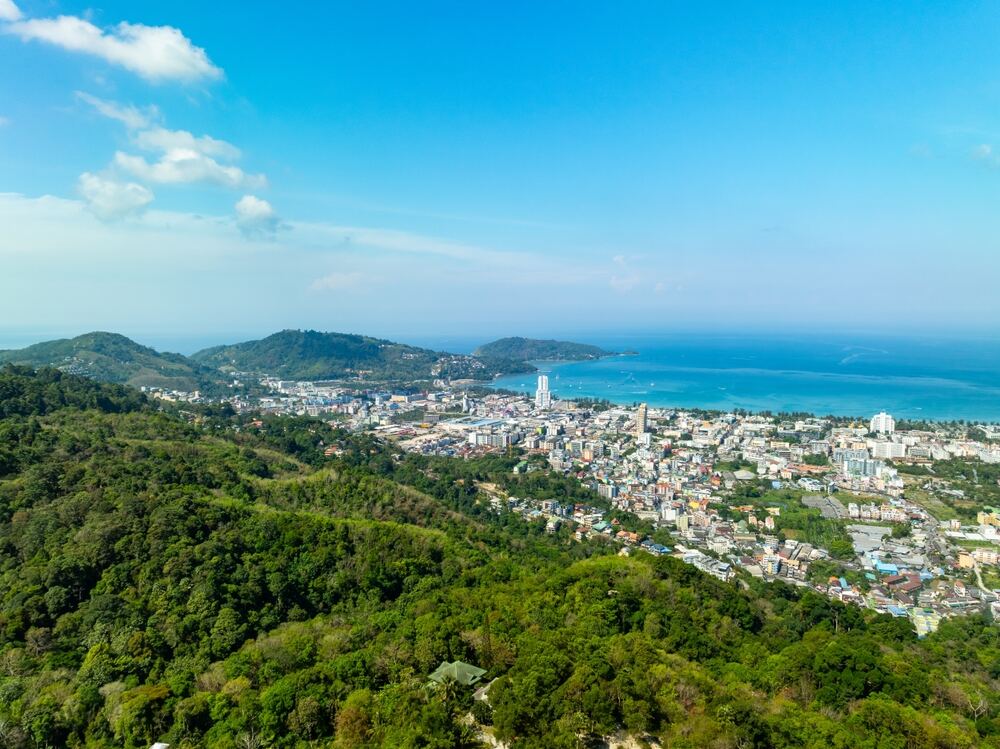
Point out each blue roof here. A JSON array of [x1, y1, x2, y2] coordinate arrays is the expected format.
[[876, 561, 899, 574], [839, 577, 849, 589], [887, 605, 908, 617]]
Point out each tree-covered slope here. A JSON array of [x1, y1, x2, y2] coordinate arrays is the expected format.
[[474, 336, 612, 361], [193, 329, 532, 382], [0, 332, 220, 392], [2, 367, 1000, 748]]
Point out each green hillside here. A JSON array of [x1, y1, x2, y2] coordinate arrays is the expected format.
[[2, 367, 1000, 747], [0, 332, 219, 392], [474, 336, 613, 361], [193, 328, 532, 381]]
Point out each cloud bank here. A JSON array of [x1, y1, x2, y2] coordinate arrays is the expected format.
[[75, 92, 268, 216]]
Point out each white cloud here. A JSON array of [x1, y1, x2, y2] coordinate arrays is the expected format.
[[310, 272, 363, 291], [235, 195, 280, 238], [75, 93, 259, 191], [5, 15, 222, 83], [76, 91, 158, 130], [114, 149, 266, 189], [133, 127, 240, 160], [0, 0, 21, 21], [77, 172, 154, 220]]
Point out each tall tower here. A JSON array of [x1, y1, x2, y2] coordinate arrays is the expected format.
[[535, 375, 552, 410], [636, 403, 648, 437]]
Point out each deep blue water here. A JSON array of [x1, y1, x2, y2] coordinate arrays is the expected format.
[[489, 333, 1000, 422]]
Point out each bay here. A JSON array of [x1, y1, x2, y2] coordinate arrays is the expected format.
[[488, 333, 1000, 422]]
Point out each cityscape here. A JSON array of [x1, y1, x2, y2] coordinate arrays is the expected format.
[[7, 1, 1000, 745], [146, 369, 1000, 639]]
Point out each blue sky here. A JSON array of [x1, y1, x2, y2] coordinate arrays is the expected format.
[[2, 1, 1000, 346]]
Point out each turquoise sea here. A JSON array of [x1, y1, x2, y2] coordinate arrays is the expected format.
[[487, 333, 1000, 422]]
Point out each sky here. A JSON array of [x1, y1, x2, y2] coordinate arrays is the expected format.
[[3, 1, 1000, 348]]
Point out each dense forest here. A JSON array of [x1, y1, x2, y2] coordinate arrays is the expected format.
[[2, 366, 1000, 748]]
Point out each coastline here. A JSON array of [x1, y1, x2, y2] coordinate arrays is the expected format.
[[488, 349, 1000, 423]]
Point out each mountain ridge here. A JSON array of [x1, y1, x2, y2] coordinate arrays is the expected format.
[[0, 331, 220, 392], [192, 328, 533, 381], [0, 329, 536, 388]]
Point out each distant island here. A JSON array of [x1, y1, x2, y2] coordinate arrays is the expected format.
[[474, 336, 615, 362]]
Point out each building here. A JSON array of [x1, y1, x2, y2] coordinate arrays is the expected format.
[[428, 660, 487, 687], [535, 375, 552, 410], [844, 457, 883, 478], [973, 547, 1000, 566], [872, 440, 906, 459], [636, 402, 648, 437], [870, 411, 896, 435]]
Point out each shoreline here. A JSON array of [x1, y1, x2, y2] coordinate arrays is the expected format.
[[488, 355, 999, 424]]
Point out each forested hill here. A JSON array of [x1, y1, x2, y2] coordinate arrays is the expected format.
[[0, 332, 222, 393], [192, 328, 532, 381], [3, 366, 1000, 748], [474, 336, 613, 361]]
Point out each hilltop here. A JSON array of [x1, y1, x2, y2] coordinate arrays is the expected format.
[[475, 335, 613, 361], [193, 328, 532, 381], [0, 331, 220, 392]]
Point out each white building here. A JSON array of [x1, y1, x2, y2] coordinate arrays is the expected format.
[[535, 375, 552, 410], [871, 440, 906, 459], [870, 411, 896, 435]]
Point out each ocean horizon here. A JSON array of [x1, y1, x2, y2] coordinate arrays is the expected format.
[[488, 333, 1000, 423]]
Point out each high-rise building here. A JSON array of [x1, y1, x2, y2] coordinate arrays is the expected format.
[[870, 411, 895, 435], [636, 403, 648, 437], [535, 375, 552, 410]]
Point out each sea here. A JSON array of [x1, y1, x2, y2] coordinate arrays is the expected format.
[[485, 333, 1000, 423]]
